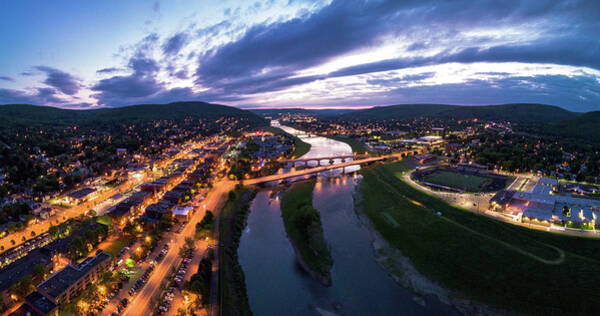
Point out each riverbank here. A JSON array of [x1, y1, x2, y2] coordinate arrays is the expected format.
[[218, 187, 256, 316], [353, 189, 495, 315], [357, 161, 600, 315], [261, 125, 311, 158], [280, 181, 333, 286]]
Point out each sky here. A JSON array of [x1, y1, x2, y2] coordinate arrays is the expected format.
[[0, 0, 599, 112]]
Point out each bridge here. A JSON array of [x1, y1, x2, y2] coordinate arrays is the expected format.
[[243, 156, 389, 185], [292, 131, 316, 138], [283, 154, 369, 166], [242, 147, 423, 185]]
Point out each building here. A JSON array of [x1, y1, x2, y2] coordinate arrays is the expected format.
[[173, 206, 193, 222], [37, 251, 111, 304], [0, 221, 108, 304], [0, 248, 54, 305], [417, 135, 444, 145], [490, 177, 600, 227], [430, 127, 446, 137], [10, 291, 58, 316], [129, 191, 153, 206], [110, 198, 144, 223], [413, 154, 437, 165], [65, 188, 97, 204]]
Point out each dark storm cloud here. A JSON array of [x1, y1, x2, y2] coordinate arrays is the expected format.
[[190, 0, 599, 101], [195, 0, 405, 84], [128, 56, 160, 75], [91, 53, 163, 106], [0, 87, 64, 105], [162, 32, 188, 56], [0, 76, 14, 82], [80, 0, 600, 109], [35, 66, 81, 95]]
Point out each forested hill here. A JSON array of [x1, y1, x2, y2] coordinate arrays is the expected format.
[[543, 111, 600, 144], [340, 103, 579, 123], [0, 101, 266, 127]]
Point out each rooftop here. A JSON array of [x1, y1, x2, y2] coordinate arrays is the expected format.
[[67, 187, 96, 199], [25, 291, 57, 314], [37, 251, 111, 300]]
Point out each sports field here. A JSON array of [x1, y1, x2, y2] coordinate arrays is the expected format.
[[423, 170, 491, 191], [358, 161, 600, 315]]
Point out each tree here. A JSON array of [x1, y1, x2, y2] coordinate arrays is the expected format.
[[12, 275, 33, 297], [69, 236, 86, 259], [33, 264, 49, 280], [24, 214, 35, 227], [49, 225, 60, 238], [6, 222, 16, 234], [184, 237, 195, 250], [85, 229, 98, 245], [562, 205, 571, 217]]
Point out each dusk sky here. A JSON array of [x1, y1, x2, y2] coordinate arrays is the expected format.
[[0, 0, 599, 111]]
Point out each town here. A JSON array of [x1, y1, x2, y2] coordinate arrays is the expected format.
[[2, 1, 600, 315], [0, 102, 599, 315]]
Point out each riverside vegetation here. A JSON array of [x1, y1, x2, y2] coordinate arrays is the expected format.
[[219, 187, 256, 316], [280, 181, 333, 286]]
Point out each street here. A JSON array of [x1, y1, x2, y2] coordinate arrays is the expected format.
[[121, 179, 233, 316]]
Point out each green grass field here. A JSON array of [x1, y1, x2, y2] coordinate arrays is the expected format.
[[423, 170, 491, 191], [359, 161, 600, 315], [292, 138, 311, 158], [100, 235, 133, 257]]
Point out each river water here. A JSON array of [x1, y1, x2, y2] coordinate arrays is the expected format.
[[237, 122, 456, 315]]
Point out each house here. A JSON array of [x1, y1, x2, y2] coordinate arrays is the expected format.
[[34, 207, 56, 220]]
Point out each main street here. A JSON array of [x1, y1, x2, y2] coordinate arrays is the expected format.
[[122, 179, 233, 316], [0, 143, 201, 254], [0, 176, 143, 252]]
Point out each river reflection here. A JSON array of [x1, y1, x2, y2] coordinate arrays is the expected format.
[[237, 123, 457, 315]]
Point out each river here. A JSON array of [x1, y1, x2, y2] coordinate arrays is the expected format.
[[237, 122, 456, 315]]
